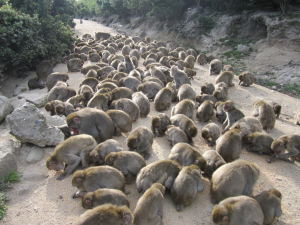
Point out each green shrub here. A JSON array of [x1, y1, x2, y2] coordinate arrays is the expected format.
[[197, 15, 215, 34]]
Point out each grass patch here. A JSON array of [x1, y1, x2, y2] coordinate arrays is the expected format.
[[284, 84, 300, 94], [0, 171, 20, 220]]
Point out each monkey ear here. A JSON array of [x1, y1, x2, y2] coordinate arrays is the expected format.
[[194, 159, 199, 164], [95, 153, 99, 158], [86, 199, 92, 206], [74, 117, 79, 122], [77, 178, 83, 183], [109, 157, 114, 162], [223, 216, 230, 221], [123, 214, 130, 222]]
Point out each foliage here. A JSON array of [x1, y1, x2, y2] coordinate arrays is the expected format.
[[0, 4, 76, 69], [197, 15, 215, 34], [0, 193, 8, 220], [76, 0, 101, 17], [4, 171, 20, 184], [147, 0, 185, 20]]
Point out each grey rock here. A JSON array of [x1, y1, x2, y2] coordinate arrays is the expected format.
[[22, 172, 45, 182], [18, 92, 48, 108], [272, 86, 277, 90], [0, 139, 20, 181], [237, 44, 250, 53], [6, 102, 64, 147], [26, 146, 45, 163], [45, 115, 67, 127], [18, 186, 33, 195], [13, 85, 28, 96], [9, 97, 27, 110], [0, 95, 13, 122]]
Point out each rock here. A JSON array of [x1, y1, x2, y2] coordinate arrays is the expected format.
[[0, 139, 20, 181], [18, 186, 33, 196], [18, 92, 48, 108], [13, 85, 28, 96], [237, 44, 250, 53], [22, 172, 45, 182], [139, 31, 146, 38], [45, 114, 66, 127], [6, 102, 64, 147], [272, 86, 277, 90], [26, 146, 45, 163], [9, 97, 27, 110], [0, 95, 13, 122]]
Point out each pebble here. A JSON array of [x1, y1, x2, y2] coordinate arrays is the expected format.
[[276, 177, 283, 181]]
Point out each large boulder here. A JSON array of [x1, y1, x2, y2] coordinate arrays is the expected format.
[[6, 102, 64, 147], [0, 139, 21, 181], [0, 95, 13, 122], [18, 92, 48, 108]]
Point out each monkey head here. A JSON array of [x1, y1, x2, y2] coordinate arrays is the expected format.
[[66, 114, 80, 134], [151, 117, 161, 129], [194, 157, 207, 171], [55, 104, 65, 116], [269, 188, 282, 199], [46, 155, 64, 171], [71, 170, 85, 190], [105, 152, 116, 166], [215, 102, 225, 118], [152, 183, 165, 195], [185, 123, 197, 138], [271, 139, 285, 155], [127, 136, 139, 151], [211, 203, 230, 224], [201, 129, 210, 140], [136, 175, 152, 193], [45, 102, 54, 112], [82, 193, 94, 209], [238, 74, 244, 85], [223, 100, 234, 112]]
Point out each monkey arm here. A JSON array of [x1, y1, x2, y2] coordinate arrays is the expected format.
[[275, 205, 282, 217], [151, 125, 157, 137], [57, 155, 81, 180], [247, 145, 264, 155]]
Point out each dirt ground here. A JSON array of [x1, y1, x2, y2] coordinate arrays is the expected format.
[[1, 19, 300, 225]]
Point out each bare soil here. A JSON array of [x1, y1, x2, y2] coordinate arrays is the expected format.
[[1, 19, 300, 225]]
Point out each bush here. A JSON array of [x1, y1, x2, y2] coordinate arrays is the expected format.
[[0, 4, 76, 70]]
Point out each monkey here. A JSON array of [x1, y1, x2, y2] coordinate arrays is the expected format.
[[87, 92, 110, 111], [214, 101, 227, 124], [214, 81, 228, 90], [45, 100, 63, 116], [110, 58, 121, 70], [268, 134, 300, 163], [216, 128, 242, 162], [158, 46, 168, 56], [129, 49, 140, 60], [153, 87, 173, 112], [178, 51, 187, 60], [207, 55, 215, 63], [67, 95, 83, 109], [36, 60, 54, 79], [106, 110, 132, 136], [46, 72, 69, 91], [209, 59, 222, 75], [101, 50, 111, 63], [143, 58, 157, 67], [169, 143, 207, 171], [169, 51, 179, 58], [196, 53, 208, 65], [170, 114, 198, 145], [66, 108, 114, 143], [215, 71, 234, 87], [230, 116, 263, 138], [166, 82, 178, 102], [165, 125, 189, 147], [80, 46, 92, 55], [110, 87, 133, 102], [200, 82, 215, 95], [151, 113, 171, 137], [78, 85, 94, 107], [79, 77, 99, 92], [81, 189, 129, 209], [243, 132, 274, 155], [105, 151, 146, 184], [77, 204, 132, 225], [128, 69, 141, 80], [184, 68, 196, 80], [72, 166, 126, 198], [149, 65, 167, 85], [223, 64, 234, 72], [67, 58, 84, 72], [110, 98, 140, 122], [170, 65, 191, 89], [137, 81, 163, 101], [159, 56, 169, 67], [121, 45, 131, 56], [94, 31, 111, 41], [273, 102, 282, 118], [89, 53, 101, 62], [81, 65, 101, 75], [169, 59, 184, 70], [143, 76, 164, 88], [184, 55, 195, 69], [253, 100, 276, 133], [195, 94, 218, 105], [196, 100, 214, 122], [119, 76, 141, 92], [54, 102, 75, 117], [211, 196, 264, 225], [124, 55, 134, 74], [201, 123, 221, 147], [253, 188, 282, 225], [171, 164, 203, 212], [202, 150, 226, 178], [186, 49, 197, 58], [136, 160, 182, 193], [47, 86, 76, 102], [28, 77, 45, 90], [127, 126, 153, 160], [238, 71, 254, 86], [171, 99, 195, 120], [177, 84, 196, 102], [96, 81, 118, 92], [210, 159, 260, 203], [46, 134, 97, 180], [112, 72, 127, 82], [133, 183, 165, 225], [213, 85, 228, 101], [80, 53, 88, 61], [97, 66, 116, 80], [80, 19, 83, 24], [132, 92, 150, 117], [89, 139, 123, 165], [222, 100, 245, 134]]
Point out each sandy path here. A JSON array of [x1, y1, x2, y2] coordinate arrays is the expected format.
[[1, 19, 300, 225]]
